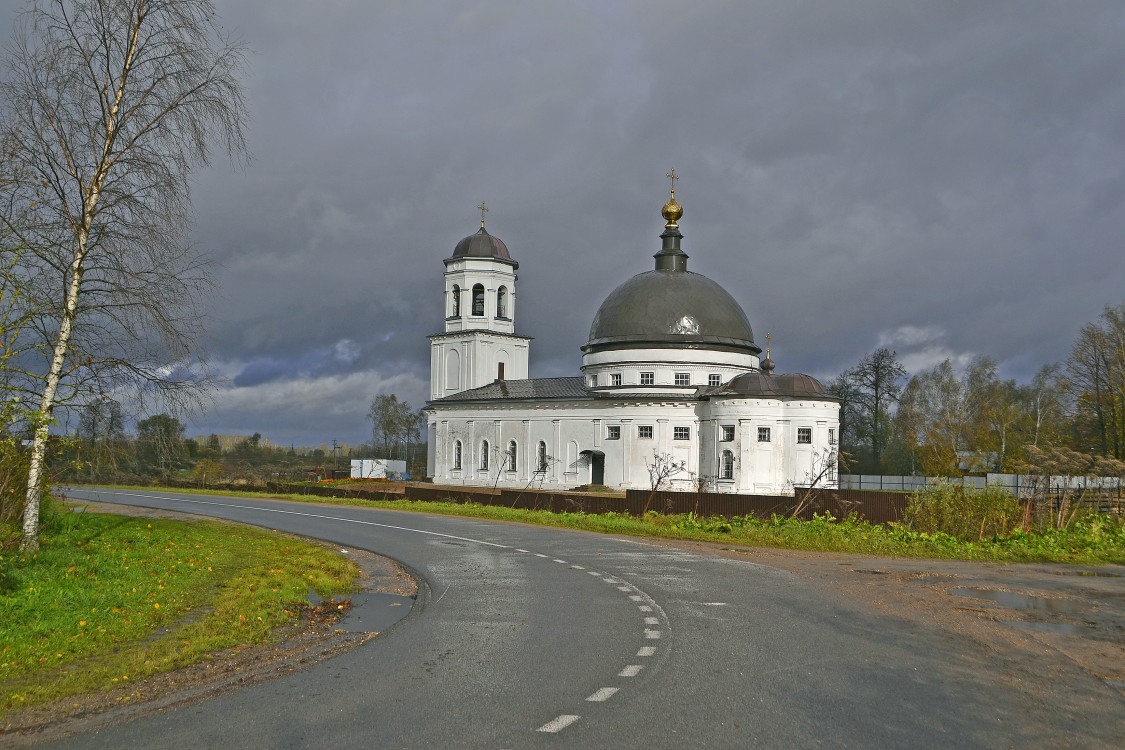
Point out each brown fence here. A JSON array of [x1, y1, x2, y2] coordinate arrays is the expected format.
[[404, 484, 910, 524], [623, 488, 910, 524], [406, 484, 631, 515]]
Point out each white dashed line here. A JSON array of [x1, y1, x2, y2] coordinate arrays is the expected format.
[[617, 586, 632, 592], [570, 565, 585, 570], [619, 665, 643, 677], [537, 715, 580, 733], [515, 549, 530, 553], [553, 559, 567, 563], [637, 646, 657, 657], [534, 553, 548, 558], [644, 616, 660, 625], [629, 595, 644, 601], [645, 629, 662, 639], [638, 605, 652, 612], [702, 602, 728, 606], [602, 577, 617, 583], [586, 687, 619, 702]]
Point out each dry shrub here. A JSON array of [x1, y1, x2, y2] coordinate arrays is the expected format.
[[903, 481, 1023, 541]]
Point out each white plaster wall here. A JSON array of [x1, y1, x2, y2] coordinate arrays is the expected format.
[[425, 395, 839, 495], [581, 347, 759, 394], [443, 258, 518, 335]]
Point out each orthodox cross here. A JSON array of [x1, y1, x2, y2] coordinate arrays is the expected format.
[[765, 332, 772, 358], [666, 168, 679, 197], [477, 201, 489, 228]]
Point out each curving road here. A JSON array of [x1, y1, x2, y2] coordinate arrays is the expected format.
[[43, 487, 1121, 749]]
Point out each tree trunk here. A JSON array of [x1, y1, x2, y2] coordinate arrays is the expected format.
[[22, 228, 88, 551]]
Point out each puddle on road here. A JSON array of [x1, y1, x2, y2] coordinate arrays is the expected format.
[[952, 588, 1086, 614], [1000, 619, 1082, 636], [337, 592, 416, 633], [1048, 570, 1123, 578]]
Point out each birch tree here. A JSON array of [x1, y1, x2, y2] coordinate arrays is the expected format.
[[0, 0, 247, 551]]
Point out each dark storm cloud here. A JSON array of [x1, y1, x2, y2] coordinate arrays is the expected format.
[[6, 0, 1124, 445]]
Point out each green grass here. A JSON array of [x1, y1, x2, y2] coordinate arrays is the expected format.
[[69, 484, 1125, 565], [0, 509, 358, 715]]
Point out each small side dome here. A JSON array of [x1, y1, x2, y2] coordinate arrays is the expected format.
[[713, 371, 830, 398], [453, 227, 512, 261]]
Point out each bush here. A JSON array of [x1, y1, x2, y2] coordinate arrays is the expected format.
[[0, 432, 30, 543], [902, 481, 1023, 541]]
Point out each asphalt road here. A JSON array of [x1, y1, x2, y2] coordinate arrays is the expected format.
[[42, 488, 1118, 749]]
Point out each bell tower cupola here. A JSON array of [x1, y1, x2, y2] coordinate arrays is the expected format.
[[428, 204, 532, 399]]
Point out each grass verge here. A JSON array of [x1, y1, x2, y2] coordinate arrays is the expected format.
[[0, 508, 359, 716], [69, 485, 1125, 565]]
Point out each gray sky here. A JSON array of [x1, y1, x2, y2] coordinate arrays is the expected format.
[[5, 1, 1125, 448]]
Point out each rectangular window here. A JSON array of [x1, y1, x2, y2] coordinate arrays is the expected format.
[[708, 373, 721, 387], [673, 426, 690, 440], [828, 428, 836, 445], [588, 375, 597, 387], [674, 372, 690, 386], [721, 424, 735, 442], [758, 427, 771, 443], [606, 425, 621, 440], [797, 427, 812, 444], [610, 373, 622, 386], [638, 425, 653, 439], [640, 372, 654, 385]]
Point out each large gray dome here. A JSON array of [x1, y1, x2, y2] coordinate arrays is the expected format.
[[584, 269, 759, 354]]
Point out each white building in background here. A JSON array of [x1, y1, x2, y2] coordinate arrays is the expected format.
[[424, 180, 839, 494], [351, 458, 407, 480]]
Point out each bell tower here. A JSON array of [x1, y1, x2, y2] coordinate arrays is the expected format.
[[428, 204, 532, 399]]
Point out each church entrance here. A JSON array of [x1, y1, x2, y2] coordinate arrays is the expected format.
[[589, 451, 605, 485]]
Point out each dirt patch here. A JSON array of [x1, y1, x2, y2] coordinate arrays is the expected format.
[[655, 539, 1125, 747], [1, 501, 418, 746]]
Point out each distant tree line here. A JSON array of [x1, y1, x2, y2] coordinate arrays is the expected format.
[[831, 301, 1125, 476], [42, 408, 376, 488]]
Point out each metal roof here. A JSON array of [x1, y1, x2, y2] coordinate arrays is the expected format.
[[450, 227, 513, 262], [702, 371, 833, 399], [431, 377, 591, 403]]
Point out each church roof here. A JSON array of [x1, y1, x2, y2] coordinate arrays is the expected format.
[[582, 187, 759, 356], [431, 377, 590, 402], [585, 269, 758, 353], [703, 371, 832, 399], [451, 227, 514, 262], [429, 372, 833, 406]]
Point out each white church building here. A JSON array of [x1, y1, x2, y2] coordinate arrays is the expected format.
[[424, 180, 839, 494]]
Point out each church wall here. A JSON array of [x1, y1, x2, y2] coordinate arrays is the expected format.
[[443, 258, 518, 335], [581, 347, 758, 394], [425, 395, 837, 494]]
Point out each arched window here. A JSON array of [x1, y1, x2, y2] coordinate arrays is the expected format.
[[453, 440, 462, 470], [496, 286, 508, 318], [537, 441, 548, 473], [451, 285, 461, 317], [720, 450, 734, 480], [472, 284, 485, 316], [480, 440, 490, 470], [507, 440, 517, 471]]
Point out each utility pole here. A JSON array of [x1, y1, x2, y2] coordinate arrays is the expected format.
[[331, 439, 340, 475]]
